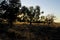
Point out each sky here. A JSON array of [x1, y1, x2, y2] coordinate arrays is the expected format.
[[21, 0, 60, 23], [0, 0, 60, 23]]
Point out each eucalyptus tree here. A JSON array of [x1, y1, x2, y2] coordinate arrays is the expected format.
[[21, 6, 30, 22], [34, 6, 40, 21], [28, 6, 35, 24], [9, 0, 21, 7], [0, 0, 9, 32], [34, 6, 44, 22], [46, 14, 56, 24], [0, 0, 21, 28], [8, 0, 21, 27], [0, 0, 9, 21]]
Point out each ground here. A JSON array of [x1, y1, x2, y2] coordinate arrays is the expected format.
[[0, 22, 60, 40]]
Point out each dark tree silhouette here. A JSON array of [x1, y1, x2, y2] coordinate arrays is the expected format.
[[7, 0, 21, 28], [34, 6, 40, 21], [21, 6, 30, 22], [29, 6, 35, 25], [21, 6, 29, 15], [0, 0, 9, 10], [46, 14, 56, 24], [0, 0, 21, 28], [9, 0, 21, 7], [21, 6, 35, 25]]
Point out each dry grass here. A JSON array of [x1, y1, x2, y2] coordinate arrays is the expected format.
[[13, 21, 60, 27], [0, 22, 60, 40]]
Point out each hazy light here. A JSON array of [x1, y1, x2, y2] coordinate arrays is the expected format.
[[17, 14, 24, 18]]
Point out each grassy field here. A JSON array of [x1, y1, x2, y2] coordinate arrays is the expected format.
[[0, 22, 60, 40], [13, 21, 60, 27]]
